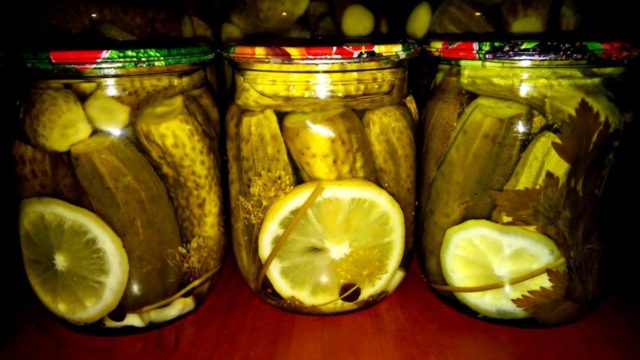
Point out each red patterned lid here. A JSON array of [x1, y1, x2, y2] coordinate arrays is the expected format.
[[225, 41, 418, 63], [426, 40, 637, 61], [20, 45, 213, 73]]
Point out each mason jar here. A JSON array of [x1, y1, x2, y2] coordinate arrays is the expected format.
[[17, 0, 214, 45], [429, 0, 584, 35], [224, 42, 418, 314], [13, 45, 224, 329], [219, 1, 432, 42], [419, 40, 635, 325]]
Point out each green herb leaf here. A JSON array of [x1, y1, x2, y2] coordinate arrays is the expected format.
[[512, 269, 581, 324], [493, 100, 615, 321]]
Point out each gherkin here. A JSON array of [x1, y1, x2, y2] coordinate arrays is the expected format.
[[422, 96, 533, 285], [283, 108, 377, 182], [135, 95, 224, 281]]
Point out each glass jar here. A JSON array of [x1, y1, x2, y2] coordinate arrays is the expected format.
[[429, 0, 584, 35], [419, 40, 636, 325], [17, 0, 214, 47], [224, 42, 418, 314], [219, 1, 434, 43], [428, 0, 636, 41], [13, 45, 224, 329]]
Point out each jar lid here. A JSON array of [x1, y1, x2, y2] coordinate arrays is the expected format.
[[426, 40, 638, 61], [224, 40, 418, 64], [19, 44, 214, 72]]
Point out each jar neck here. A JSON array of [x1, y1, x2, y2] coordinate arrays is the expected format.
[[234, 60, 406, 73], [448, 59, 626, 70], [22, 63, 204, 80]]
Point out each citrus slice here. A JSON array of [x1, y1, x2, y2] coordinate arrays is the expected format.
[[19, 197, 129, 324], [258, 179, 405, 312], [440, 219, 564, 319]]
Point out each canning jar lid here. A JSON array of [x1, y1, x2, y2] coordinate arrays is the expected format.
[[425, 40, 638, 62], [19, 44, 214, 73], [224, 40, 418, 64]]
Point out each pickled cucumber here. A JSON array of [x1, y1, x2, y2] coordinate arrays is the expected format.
[[363, 105, 416, 252], [460, 64, 625, 128], [134, 95, 224, 281], [92, 70, 205, 109], [492, 131, 571, 224], [504, 131, 570, 190], [71, 134, 182, 312], [403, 95, 420, 126], [23, 88, 93, 152], [69, 82, 98, 98], [422, 97, 532, 285], [225, 104, 255, 285], [421, 66, 468, 199], [12, 140, 84, 204], [283, 108, 377, 182], [234, 67, 407, 112], [185, 87, 221, 155], [236, 109, 296, 287], [186, 87, 221, 138]]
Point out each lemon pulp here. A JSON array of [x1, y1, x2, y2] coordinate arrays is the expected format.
[[20, 197, 129, 324], [441, 219, 564, 319], [258, 179, 405, 312]]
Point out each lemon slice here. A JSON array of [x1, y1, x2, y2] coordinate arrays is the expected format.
[[258, 180, 405, 312], [19, 197, 129, 324], [441, 219, 564, 320]]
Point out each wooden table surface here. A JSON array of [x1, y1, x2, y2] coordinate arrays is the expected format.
[[1, 255, 638, 360]]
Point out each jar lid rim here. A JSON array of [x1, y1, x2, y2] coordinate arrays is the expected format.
[[224, 41, 418, 63], [425, 40, 638, 62], [19, 44, 214, 72]]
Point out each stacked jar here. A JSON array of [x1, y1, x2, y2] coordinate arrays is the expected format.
[[219, 1, 433, 42], [13, 46, 225, 329], [224, 42, 419, 313], [419, 40, 635, 325]]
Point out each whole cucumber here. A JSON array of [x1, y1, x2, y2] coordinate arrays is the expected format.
[[71, 135, 182, 312], [421, 96, 532, 285]]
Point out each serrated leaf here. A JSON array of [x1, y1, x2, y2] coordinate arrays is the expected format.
[[513, 269, 581, 324], [491, 173, 565, 241], [491, 187, 540, 226], [553, 100, 602, 165], [493, 99, 616, 323]]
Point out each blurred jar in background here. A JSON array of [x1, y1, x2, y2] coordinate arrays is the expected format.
[[13, 45, 225, 330], [17, 0, 214, 46], [219, 0, 436, 43], [429, 0, 582, 35], [427, 0, 640, 41]]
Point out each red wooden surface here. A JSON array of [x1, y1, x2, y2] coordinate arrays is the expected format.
[[1, 256, 639, 360]]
